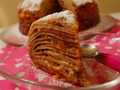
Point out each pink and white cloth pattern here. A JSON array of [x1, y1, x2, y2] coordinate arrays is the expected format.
[[0, 20, 120, 90]]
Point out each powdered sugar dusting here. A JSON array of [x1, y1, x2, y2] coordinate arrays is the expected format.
[[20, 0, 43, 11], [39, 10, 76, 25], [73, 0, 93, 6]]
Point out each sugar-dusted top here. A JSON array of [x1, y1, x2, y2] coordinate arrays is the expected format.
[[19, 0, 43, 11], [38, 10, 77, 25], [73, 0, 93, 6]]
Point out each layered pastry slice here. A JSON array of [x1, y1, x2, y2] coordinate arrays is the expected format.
[[18, 0, 61, 35], [58, 0, 100, 31], [28, 10, 91, 86]]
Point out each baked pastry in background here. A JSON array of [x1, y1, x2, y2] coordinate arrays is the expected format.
[[18, 0, 61, 35], [28, 10, 91, 86], [58, 0, 100, 31]]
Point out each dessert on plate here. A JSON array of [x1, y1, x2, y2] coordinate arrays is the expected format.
[[16, 0, 114, 87], [58, 0, 100, 31], [28, 10, 91, 86], [18, 0, 61, 35]]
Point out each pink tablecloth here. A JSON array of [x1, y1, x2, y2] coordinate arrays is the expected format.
[[0, 21, 120, 90]]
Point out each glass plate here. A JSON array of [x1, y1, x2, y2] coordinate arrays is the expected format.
[[0, 43, 120, 90], [0, 17, 120, 89]]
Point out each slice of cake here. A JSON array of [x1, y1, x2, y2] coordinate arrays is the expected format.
[[18, 0, 61, 35], [58, 0, 100, 31], [28, 10, 91, 86]]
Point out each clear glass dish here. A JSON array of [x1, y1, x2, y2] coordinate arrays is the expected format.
[[0, 15, 119, 90], [0, 44, 120, 90], [0, 69, 120, 90]]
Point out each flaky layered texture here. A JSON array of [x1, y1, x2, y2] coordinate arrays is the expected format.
[[18, 0, 61, 35], [58, 0, 100, 31], [28, 11, 91, 86]]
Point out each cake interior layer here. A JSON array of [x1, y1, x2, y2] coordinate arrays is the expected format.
[[29, 26, 91, 86], [30, 28, 80, 59]]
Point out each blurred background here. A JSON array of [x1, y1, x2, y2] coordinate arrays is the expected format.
[[0, 0, 120, 27]]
